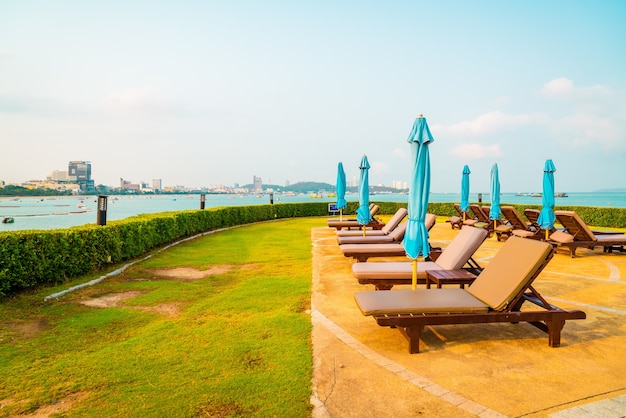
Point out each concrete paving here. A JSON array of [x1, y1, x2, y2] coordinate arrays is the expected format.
[[311, 218, 626, 417]]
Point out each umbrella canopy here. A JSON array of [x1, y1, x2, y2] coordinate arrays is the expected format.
[[403, 115, 434, 272], [356, 155, 372, 226], [537, 159, 557, 239], [489, 163, 501, 222], [460, 165, 471, 215], [335, 162, 347, 210]]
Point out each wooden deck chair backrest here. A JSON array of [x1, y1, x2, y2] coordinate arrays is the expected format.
[[501, 206, 529, 230], [554, 211, 596, 242], [470, 204, 490, 223], [524, 209, 541, 229], [436, 226, 488, 270], [380, 208, 408, 234], [467, 237, 553, 311], [454, 203, 473, 220], [370, 205, 380, 217]]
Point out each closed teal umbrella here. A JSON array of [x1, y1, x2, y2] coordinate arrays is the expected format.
[[336, 162, 347, 221], [537, 159, 556, 240], [489, 163, 501, 234], [403, 115, 434, 289], [460, 165, 471, 220], [356, 155, 372, 235]]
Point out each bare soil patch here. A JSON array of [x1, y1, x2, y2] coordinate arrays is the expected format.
[[148, 264, 259, 282], [4, 318, 51, 339], [0, 391, 90, 417], [78, 291, 182, 318], [79, 291, 144, 308]]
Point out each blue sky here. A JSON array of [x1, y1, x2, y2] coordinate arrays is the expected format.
[[1, 1, 625, 192]]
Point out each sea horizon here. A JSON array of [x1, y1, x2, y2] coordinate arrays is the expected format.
[[1, 191, 625, 232]]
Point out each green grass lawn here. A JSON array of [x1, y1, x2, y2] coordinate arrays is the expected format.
[[0, 218, 318, 417]]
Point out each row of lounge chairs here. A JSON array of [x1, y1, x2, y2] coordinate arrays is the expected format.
[[327, 204, 384, 230], [449, 204, 626, 257], [326, 210, 588, 353]]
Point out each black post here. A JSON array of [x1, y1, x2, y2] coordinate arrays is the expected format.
[[97, 195, 108, 226], [269, 192, 274, 205], [200, 194, 206, 210], [478, 193, 482, 203]]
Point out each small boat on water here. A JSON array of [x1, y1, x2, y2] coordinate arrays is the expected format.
[[3, 217, 15, 224]]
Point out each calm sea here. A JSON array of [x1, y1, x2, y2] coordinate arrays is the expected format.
[[1, 191, 625, 232]]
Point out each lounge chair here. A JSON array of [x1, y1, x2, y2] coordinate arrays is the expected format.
[[336, 207, 407, 238], [352, 226, 488, 290], [354, 237, 586, 353], [446, 203, 478, 229], [337, 221, 407, 245], [549, 210, 626, 257], [500, 206, 542, 240], [476, 205, 514, 240], [327, 204, 381, 230], [340, 214, 437, 262]]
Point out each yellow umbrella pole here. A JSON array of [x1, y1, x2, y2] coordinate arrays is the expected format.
[[412, 259, 417, 290], [363, 225, 366, 237], [545, 229, 549, 241]]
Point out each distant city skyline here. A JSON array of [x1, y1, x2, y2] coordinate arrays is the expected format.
[[1, 2, 625, 193]]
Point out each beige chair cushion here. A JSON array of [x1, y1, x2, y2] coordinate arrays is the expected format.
[[512, 229, 536, 238], [550, 230, 574, 243], [380, 207, 408, 234], [495, 224, 513, 233], [354, 288, 489, 316], [336, 207, 408, 237], [351, 226, 487, 279], [387, 221, 407, 241], [435, 226, 488, 270], [467, 237, 551, 311], [425, 213, 437, 231], [352, 261, 441, 280], [341, 243, 405, 258]]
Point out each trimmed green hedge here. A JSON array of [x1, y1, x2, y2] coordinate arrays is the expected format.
[[0, 203, 328, 296], [1, 201, 624, 296]]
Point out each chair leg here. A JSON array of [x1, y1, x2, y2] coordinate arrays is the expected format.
[[400, 326, 423, 353], [547, 319, 565, 347]]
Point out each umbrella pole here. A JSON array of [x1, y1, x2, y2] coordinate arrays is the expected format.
[[412, 260, 417, 290], [363, 225, 366, 237], [545, 229, 549, 241], [340, 208, 343, 222]]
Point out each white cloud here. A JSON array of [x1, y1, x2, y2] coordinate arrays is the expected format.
[[540, 77, 613, 100], [551, 113, 625, 152], [435, 111, 545, 137], [450, 143, 503, 160], [370, 161, 389, 175]]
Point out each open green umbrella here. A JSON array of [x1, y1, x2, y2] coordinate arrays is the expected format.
[[403, 115, 434, 289], [336, 162, 347, 221], [356, 155, 372, 236], [460, 165, 471, 220], [489, 163, 501, 234], [537, 159, 556, 240]]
